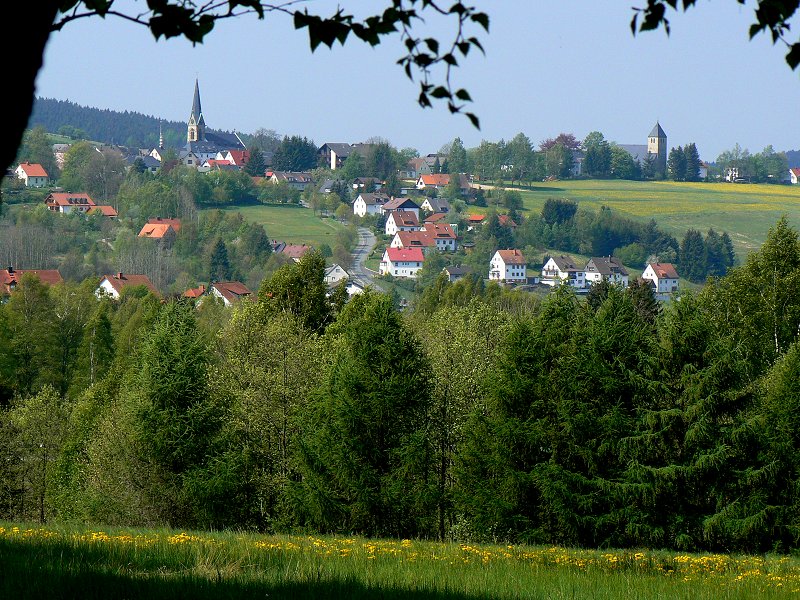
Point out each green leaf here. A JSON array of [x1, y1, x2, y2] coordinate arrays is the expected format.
[[471, 12, 490, 31], [466, 112, 481, 130], [424, 38, 439, 54], [430, 86, 451, 99], [455, 89, 472, 101]]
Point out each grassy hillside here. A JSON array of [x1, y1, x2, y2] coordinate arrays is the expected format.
[[218, 204, 346, 248], [498, 180, 800, 258]]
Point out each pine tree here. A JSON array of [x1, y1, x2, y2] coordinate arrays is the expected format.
[[209, 237, 231, 281], [679, 229, 706, 282], [683, 142, 701, 181], [667, 146, 687, 181], [244, 144, 266, 176]]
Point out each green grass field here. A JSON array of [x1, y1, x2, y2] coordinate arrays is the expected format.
[[485, 180, 800, 258], [1, 522, 797, 599], [218, 204, 346, 248]]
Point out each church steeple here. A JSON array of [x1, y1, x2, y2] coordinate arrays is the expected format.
[[187, 78, 206, 143]]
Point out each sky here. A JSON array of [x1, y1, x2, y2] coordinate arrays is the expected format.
[[35, 1, 800, 162]]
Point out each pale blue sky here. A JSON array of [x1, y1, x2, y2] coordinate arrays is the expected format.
[[35, 1, 799, 161]]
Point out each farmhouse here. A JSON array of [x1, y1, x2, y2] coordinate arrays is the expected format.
[[642, 262, 680, 301], [489, 249, 527, 283], [15, 162, 49, 187]]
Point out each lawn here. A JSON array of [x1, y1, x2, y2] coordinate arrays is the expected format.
[[218, 204, 346, 249], [481, 180, 800, 259]]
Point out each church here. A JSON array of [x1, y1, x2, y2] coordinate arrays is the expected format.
[[615, 122, 668, 177], [152, 79, 247, 168]]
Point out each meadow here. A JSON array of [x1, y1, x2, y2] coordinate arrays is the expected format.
[[1, 522, 797, 599], [219, 203, 346, 248], [502, 179, 800, 258]]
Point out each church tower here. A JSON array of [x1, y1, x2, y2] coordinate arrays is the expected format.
[[647, 122, 667, 178], [187, 78, 206, 143]]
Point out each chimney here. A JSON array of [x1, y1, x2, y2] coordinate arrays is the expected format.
[[7, 266, 13, 274], [117, 272, 124, 279]]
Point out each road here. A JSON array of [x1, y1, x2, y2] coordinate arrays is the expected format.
[[350, 226, 384, 291]]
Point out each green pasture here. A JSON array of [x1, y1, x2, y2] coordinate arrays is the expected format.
[[1, 522, 797, 599], [505, 180, 800, 258], [218, 204, 346, 248]]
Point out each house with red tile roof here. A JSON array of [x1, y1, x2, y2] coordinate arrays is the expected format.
[[14, 162, 49, 187], [642, 262, 680, 301], [385, 210, 421, 236], [147, 217, 182, 233], [419, 222, 458, 251], [183, 284, 207, 299], [489, 249, 527, 283], [0, 266, 63, 295], [390, 231, 437, 252], [380, 247, 425, 279], [95, 272, 160, 299], [790, 167, 800, 185], [138, 222, 177, 246], [217, 149, 250, 166], [45, 192, 96, 214], [281, 244, 313, 262]]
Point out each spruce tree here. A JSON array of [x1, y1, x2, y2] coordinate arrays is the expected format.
[[683, 142, 701, 181], [209, 237, 231, 281], [244, 144, 266, 176]]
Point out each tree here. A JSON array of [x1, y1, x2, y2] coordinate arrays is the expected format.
[[507, 133, 535, 185], [364, 141, 398, 180], [209, 237, 232, 282], [272, 136, 318, 172], [683, 142, 701, 182], [244, 144, 267, 176], [583, 131, 611, 178], [447, 137, 469, 175], [17, 125, 59, 180], [610, 145, 641, 180], [541, 198, 577, 225], [679, 229, 706, 282], [667, 146, 687, 181]]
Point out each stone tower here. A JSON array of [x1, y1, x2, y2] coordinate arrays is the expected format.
[[647, 122, 667, 178], [187, 78, 206, 143]]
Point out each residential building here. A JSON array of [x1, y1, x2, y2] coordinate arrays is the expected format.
[[45, 192, 96, 214], [147, 217, 182, 232], [385, 210, 421, 236], [541, 255, 586, 289], [281, 244, 312, 262], [381, 197, 420, 217], [443, 265, 472, 283], [790, 167, 800, 185], [206, 281, 253, 307], [641, 262, 680, 301], [420, 197, 450, 213], [138, 222, 177, 246], [584, 256, 629, 287], [88, 205, 118, 218], [419, 222, 458, 251], [324, 264, 350, 287], [14, 162, 49, 187], [318, 143, 354, 170], [270, 171, 313, 190], [380, 247, 424, 278], [353, 193, 390, 217], [390, 231, 436, 253], [489, 249, 527, 283], [0, 267, 62, 295], [96, 273, 160, 299]]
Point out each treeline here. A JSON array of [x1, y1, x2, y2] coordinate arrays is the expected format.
[[0, 218, 799, 554], [30, 97, 186, 150]]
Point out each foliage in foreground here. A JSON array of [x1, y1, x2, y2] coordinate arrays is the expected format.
[[1, 522, 798, 600]]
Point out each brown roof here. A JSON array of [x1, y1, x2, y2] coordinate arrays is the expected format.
[[421, 223, 457, 239], [423, 212, 448, 223], [468, 214, 485, 223], [183, 284, 207, 298], [211, 281, 252, 304], [496, 249, 526, 265], [394, 231, 436, 248], [419, 174, 450, 186], [89, 205, 118, 217], [389, 210, 419, 228], [648, 262, 679, 279], [45, 192, 96, 207], [100, 273, 160, 297], [498, 214, 517, 227], [0, 268, 62, 293], [282, 244, 312, 259]]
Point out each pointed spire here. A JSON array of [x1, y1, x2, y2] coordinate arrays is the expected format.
[[192, 78, 202, 122]]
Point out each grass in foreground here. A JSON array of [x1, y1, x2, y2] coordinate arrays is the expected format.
[[1, 522, 798, 599]]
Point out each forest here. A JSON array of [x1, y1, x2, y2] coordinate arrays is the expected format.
[[1, 216, 799, 555]]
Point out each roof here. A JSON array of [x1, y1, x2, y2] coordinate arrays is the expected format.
[[89, 205, 118, 217], [498, 214, 517, 227], [649, 122, 667, 138], [587, 256, 629, 276], [421, 223, 456, 239], [138, 223, 175, 239], [616, 144, 649, 163], [355, 192, 390, 206], [444, 265, 472, 276], [423, 198, 450, 212], [17, 162, 48, 177], [147, 217, 181, 232], [224, 149, 249, 165], [548, 255, 580, 271], [468, 214, 485, 223], [496, 249, 526, 265], [424, 212, 449, 223], [211, 281, 252, 304], [419, 174, 450, 186], [46, 192, 96, 207], [99, 273, 159, 297], [183, 284, 207, 298], [321, 143, 353, 156], [383, 197, 419, 211], [647, 262, 679, 279], [385, 247, 425, 262], [281, 244, 312, 259], [791, 167, 800, 176], [394, 231, 436, 248], [388, 210, 419, 228], [0, 268, 63, 293]]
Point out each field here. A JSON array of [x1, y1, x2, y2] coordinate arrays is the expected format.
[[218, 204, 346, 248], [1, 522, 797, 599], [482, 180, 800, 259]]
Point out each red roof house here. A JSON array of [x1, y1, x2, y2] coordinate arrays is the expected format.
[[0, 266, 63, 294]]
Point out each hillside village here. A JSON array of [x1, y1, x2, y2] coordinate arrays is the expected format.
[[3, 79, 797, 308]]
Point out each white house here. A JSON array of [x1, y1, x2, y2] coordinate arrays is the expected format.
[[385, 210, 421, 236], [206, 281, 253, 307], [489, 249, 527, 283], [641, 262, 680, 301], [380, 247, 425, 278], [584, 256, 629, 287], [420, 197, 450, 213], [324, 264, 350, 287], [541, 255, 586, 289], [95, 272, 160, 300], [419, 223, 457, 251], [15, 162, 49, 187], [390, 231, 436, 252], [790, 168, 800, 185], [352, 193, 390, 217], [45, 192, 96, 214]]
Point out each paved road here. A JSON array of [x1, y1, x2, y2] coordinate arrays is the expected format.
[[351, 226, 384, 291]]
